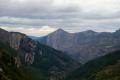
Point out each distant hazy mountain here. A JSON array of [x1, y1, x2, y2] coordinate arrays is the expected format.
[[0, 28, 79, 80], [36, 28, 120, 63]]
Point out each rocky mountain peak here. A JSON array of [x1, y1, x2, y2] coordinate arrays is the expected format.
[[82, 30, 97, 34], [54, 28, 68, 34], [79, 30, 98, 36], [48, 28, 69, 38], [57, 28, 64, 31]]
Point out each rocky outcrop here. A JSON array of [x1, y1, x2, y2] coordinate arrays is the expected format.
[[0, 68, 3, 72], [14, 56, 21, 68], [0, 30, 37, 65], [10, 32, 26, 50], [25, 53, 34, 64], [2, 32, 37, 65]]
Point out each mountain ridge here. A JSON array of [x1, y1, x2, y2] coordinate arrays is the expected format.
[[36, 28, 120, 63]]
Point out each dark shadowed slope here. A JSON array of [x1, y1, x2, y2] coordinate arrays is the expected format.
[[0, 41, 48, 80], [65, 50, 120, 80]]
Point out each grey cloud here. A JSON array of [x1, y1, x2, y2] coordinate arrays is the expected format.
[[0, 0, 120, 35]]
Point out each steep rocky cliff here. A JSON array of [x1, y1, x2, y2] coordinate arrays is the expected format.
[[0, 28, 79, 80]]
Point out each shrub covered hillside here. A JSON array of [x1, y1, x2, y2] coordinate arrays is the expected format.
[[0, 41, 48, 80], [94, 62, 120, 80], [66, 50, 120, 80]]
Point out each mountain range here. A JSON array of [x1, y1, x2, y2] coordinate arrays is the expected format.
[[36, 28, 120, 63], [1, 28, 120, 80]]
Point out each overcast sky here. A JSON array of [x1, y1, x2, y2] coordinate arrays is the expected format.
[[0, 0, 120, 36]]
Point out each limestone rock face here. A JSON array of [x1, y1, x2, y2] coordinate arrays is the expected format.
[[10, 32, 26, 50], [25, 53, 34, 64], [0, 68, 3, 72], [0, 30, 37, 65], [10, 32, 37, 65], [14, 56, 21, 68]]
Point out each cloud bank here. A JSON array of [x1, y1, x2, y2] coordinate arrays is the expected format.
[[1, 26, 57, 36], [0, 0, 120, 36]]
